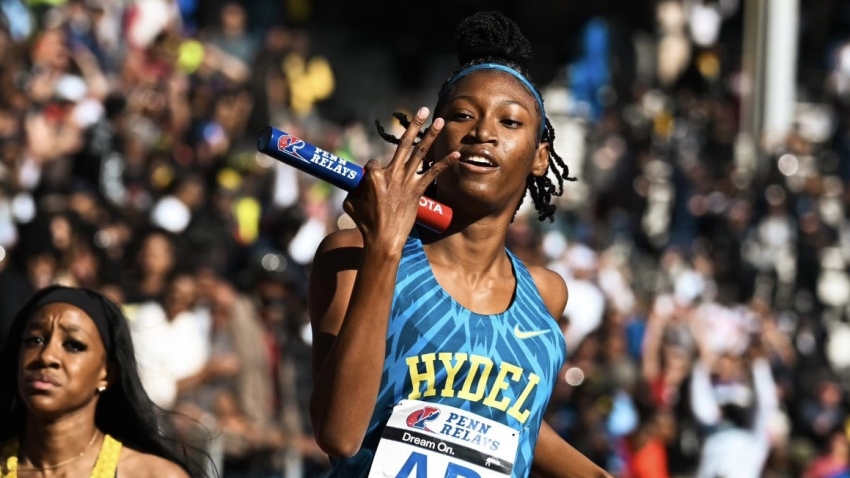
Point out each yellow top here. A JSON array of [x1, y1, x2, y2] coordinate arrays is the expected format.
[[0, 434, 122, 478]]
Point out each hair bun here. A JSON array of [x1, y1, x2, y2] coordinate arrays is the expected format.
[[455, 11, 533, 70]]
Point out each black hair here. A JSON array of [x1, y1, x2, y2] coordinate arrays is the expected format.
[[375, 11, 576, 222], [0, 285, 210, 477]]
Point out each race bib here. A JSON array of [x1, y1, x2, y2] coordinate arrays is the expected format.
[[368, 400, 520, 478]]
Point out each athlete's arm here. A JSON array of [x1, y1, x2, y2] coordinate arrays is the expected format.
[[308, 228, 400, 457], [527, 267, 613, 478], [308, 108, 459, 458]]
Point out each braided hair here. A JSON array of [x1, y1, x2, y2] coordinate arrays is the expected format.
[[375, 11, 575, 222]]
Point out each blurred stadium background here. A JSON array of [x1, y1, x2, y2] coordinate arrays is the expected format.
[[1, 0, 850, 477]]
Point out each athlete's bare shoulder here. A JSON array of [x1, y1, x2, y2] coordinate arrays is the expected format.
[[309, 227, 363, 307], [526, 265, 569, 321], [315, 227, 364, 254]]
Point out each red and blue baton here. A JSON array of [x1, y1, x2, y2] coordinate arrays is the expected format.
[[257, 126, 452, 233]]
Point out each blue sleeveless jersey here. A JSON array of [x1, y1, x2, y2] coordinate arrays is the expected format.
[[330, 232, 567, 478]]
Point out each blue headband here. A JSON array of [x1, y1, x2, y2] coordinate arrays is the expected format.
[[441, 63, 547, 138]]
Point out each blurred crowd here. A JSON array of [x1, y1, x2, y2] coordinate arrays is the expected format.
[[1, 0, 850, 477], [0, 0, 345, 476]]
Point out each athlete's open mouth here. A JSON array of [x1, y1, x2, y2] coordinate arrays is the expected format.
[[460, 156, 497, 167]]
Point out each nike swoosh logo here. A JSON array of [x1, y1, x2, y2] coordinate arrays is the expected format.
[[514, 325, 551, 340]]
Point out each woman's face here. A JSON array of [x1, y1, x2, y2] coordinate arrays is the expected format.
[[164, 275, 197, 319], [18, 303, 109, 419], [431, 70, 549, 215], [140, 233, 174, 276]]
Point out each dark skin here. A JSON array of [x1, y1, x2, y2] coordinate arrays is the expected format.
[[16, 303, 188, 478], [309, 70, 611, 478]]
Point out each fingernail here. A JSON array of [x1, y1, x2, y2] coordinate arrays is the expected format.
[[432, 118, 444, 129], [417, 107, 429, 119]]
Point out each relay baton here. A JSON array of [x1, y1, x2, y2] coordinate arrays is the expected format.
[[257, 126, 453, 233]]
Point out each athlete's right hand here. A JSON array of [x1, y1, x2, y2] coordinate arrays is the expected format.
[[343, 107, 459, 253]]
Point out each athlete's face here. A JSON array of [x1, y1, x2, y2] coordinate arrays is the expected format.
[[18, 303, 109, 419], [431, 70, 549, 216]]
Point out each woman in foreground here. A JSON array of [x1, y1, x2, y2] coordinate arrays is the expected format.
[[308, 10, 612, 478], [0, 285, 200, 477]]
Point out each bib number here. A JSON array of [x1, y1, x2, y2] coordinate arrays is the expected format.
[[368, 400, 519, 478]]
